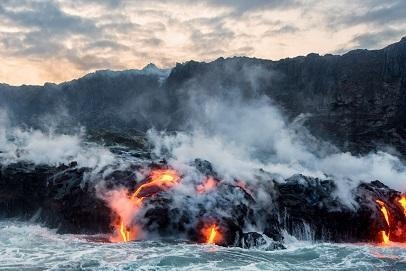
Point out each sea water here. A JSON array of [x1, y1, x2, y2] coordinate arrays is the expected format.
[[0, 221, 405, 271]]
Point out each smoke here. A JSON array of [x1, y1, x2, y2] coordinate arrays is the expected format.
[[0, 109, 120, 173], [2, 62, 405, 243], [146, 63, 406, 206], [1, 60, 405, 209]]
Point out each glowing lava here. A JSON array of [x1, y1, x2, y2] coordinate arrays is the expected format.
[[120, 221, 130, 242], [379, 230, 390, 244], [202, 224, 222, 245], [113, 169, 180, 243], [197, 177, 217, 193], [376, 200, 390, 226], [207, 226, 217, 244], [130, 169, 179, 201], [375, 199, 390, 244], [399, 196, 406, 216]]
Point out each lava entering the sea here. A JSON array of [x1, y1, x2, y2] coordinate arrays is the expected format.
[[202, 224, 223, 245], [196, 177, 218, 194], [399, 196, 406, 216], [375, 195, 406, 245], [111, 169, 181, 243], [108, 165, 406, 247]]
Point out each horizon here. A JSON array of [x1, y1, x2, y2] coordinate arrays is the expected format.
[[2, 1, 406, 267], [1, 0, 405, 85], [2, 37, 405, 87]]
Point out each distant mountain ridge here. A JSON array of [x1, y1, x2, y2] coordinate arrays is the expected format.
[[1, 37, 405, 157], [79, 63, 171, 82]]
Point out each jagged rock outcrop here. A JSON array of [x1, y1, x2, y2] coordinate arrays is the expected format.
[[1, 160, 404, 247], [1, 38, 406, 248], [1, 38, 405, 156], [0, 162, 111, 234], [275, 175, 403, 242]]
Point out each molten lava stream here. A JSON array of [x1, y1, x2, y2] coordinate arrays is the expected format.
[[112, 169, 180, 243], [130, 169, 179, 201], [376, 200, 390, 226], [379, 230, 390, 244], [375, 199, 391, 245], [375, 195, 406, 245], [202, 224, 222, 245], [120, 221, 130, 242], [196, 177, 217, 194], [399, 196, 406, 216]]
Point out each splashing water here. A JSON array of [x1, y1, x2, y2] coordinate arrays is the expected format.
[[0, 221, 405, 271]]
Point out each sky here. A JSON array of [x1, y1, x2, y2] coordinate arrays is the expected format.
[[0, 0, 405, 85]]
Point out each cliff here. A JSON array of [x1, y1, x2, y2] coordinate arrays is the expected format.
[[1, 37, 405, 156]]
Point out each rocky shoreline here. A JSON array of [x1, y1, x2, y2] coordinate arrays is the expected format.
[[1, 158, 404, 249]]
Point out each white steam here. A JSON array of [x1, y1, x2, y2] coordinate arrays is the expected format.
[[1, 62, 406, 202], [0, 110, 118, 172], [147, 65, 406, 199]]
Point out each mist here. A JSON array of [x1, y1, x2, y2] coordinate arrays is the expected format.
[[1, 57, 406, 247], [1, 61, 405, 203], [146, 63, 406, 201], [0, 110, 126, 175]]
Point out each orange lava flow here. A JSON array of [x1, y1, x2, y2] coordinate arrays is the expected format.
[[399, 196, 406, 216], [114, 169, 180, 243], [197, 177, 217, 194], [202, 224, 222, 245], [207, 227, 217, 244], [375, 200, 391, 245], [130, 169, 179, 201], [376, 200, 390, 226], [120, 222, 130, 242], [379, 230, 390, 244], [374, 197, 406, 245]]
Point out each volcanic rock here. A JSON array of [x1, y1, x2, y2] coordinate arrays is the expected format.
[[1, 38, 405, 157], [1, 161, 405, 247], [275, 175, 405, 242], [242, 232, 285, 250]]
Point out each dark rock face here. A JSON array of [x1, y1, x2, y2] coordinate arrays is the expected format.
[[1, 38, 405, 156], [275, 175, 406, 243], [276, 175, 382, 242], [0, 162, 112, 234], [242, 232, 285, 250], [0, 163, 49, 219], [1, 38, 406, 248], [165, 39, 406, 156], [1, 161, 405, 247], [136, 181, 256, 247]]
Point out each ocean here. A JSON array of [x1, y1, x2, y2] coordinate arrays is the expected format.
[[1, 221, 405, 271]]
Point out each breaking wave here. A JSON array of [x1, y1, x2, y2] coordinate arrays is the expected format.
[[0, 221, 405, 271]]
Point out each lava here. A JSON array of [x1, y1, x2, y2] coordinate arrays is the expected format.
[[375, 199, 391, 245], [130, 169, 180, 201], [112, 169, 181, 243], [379, 230, 390, 244], [374, 196, 406, 245], [202, 224, 222, 245], [376, 200, 390, 226], [197, 177, 217, 193], [399, 196, 406, 216], [120, 221, 130, 242]]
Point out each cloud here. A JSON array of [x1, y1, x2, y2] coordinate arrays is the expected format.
[[203, 0, 300, 13], [0, 1, 98, 36], [86, 40, 129, 51], [140, 37, 164, 47], [337, 1, 406, 27], [187, 18, 235, 55], [349, 29, 405, 49], [264, 24, 300, 36], [0, 0, 102, 69], [324, 1, 406, 53], [0, 0, 405, 85]]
